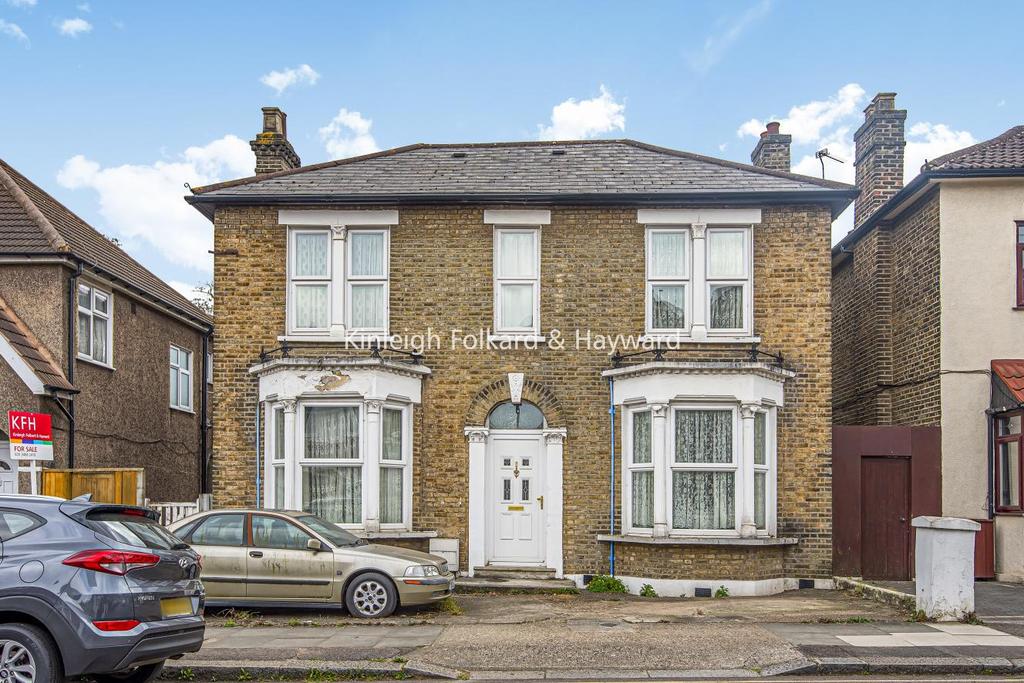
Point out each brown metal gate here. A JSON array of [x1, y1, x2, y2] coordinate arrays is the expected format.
[[833, 426, 941, 579]]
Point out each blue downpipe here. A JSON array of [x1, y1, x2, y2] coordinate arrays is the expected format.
[[609, 377, 616, 576]]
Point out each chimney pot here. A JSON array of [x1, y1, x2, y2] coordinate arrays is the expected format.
[[250, 106, 301, 175], [766, 121, 781, 135]]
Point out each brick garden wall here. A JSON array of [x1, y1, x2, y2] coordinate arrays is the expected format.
[[212, 204, 834, 579]]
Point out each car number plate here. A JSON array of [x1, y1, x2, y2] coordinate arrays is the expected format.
[[160, 596, 194, 618]]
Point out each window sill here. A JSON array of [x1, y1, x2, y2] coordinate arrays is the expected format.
[[640, 334, 761, 345], [355, 530, 438, 540], [278, 334, 390, 344], [77, 355, 115, 371], [487, 334, 546, 344], [170, 405, 195, 415], [596, 533, 797, 547]]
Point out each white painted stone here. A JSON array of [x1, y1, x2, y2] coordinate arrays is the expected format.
[[913, 515, 981, 621]]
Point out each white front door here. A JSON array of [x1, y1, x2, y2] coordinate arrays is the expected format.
[[487, 433, 544, 564]]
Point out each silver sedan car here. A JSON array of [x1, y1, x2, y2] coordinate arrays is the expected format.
[[169, 509, 454, 617]]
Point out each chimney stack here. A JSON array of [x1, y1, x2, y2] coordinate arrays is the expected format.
[[250, 107, 301, 175], [853, 93, 906, 227], [750, 121, 792, 172]]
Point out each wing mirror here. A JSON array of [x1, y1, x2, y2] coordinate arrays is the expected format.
[[307, 538, 323, 552]]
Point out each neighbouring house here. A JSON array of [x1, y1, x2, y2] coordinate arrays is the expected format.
[[832, 92, 1024, 581], [0, 158, 213, 502], [188, 106, 855, 594]]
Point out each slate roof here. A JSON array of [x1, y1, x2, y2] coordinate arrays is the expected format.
[[993, 360, 1024, 406], [926, 126, 1024, 171], [0, 292, 75, 393], [0, 159, 211, 325], [189, 140, 856, 212]]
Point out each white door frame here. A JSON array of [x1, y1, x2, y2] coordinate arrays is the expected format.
[[465, 426, 565, 577]]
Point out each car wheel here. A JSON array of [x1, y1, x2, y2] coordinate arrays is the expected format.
[[93, 661, 165, 683], [345, 572, 397, 618], [0, 623, 61, 683]]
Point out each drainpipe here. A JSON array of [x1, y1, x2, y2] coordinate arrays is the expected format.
[[608, 376, 616, 576], [200, 330, 211, 495], [65, 263, 82, 469]]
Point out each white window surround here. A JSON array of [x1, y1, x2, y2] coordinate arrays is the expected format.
[[604, 360, 790, 540], [279, 210, 398, 341], [492, 226, 541, 336], [169, 344, 193, 412], [76, 282, 113, 368], [639, 209, 760, 343]]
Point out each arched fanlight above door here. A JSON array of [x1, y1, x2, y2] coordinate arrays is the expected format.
[[487, 400, 546, 430]]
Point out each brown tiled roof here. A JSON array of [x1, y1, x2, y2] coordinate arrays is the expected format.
[[926, 126, 1024, 171], [993, 359, 1024, 405], [0, 293, 75, 393], [0, 158, 211, 325]]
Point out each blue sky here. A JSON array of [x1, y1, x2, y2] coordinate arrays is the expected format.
[[2, 0, 1020, 298]]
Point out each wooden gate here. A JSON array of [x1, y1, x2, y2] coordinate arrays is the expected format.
[[833, 426, 941, 579], [42, 468, 145, 505]]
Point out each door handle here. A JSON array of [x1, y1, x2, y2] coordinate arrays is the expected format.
[[537, 495, 544, 510], [249, 551, 263, 558]]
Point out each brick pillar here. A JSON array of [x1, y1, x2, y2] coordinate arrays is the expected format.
[[750, 121, 792, 172], [250, 107, 301, 175], [854, 93, 907, 228]]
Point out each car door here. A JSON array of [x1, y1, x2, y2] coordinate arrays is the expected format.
[[184, 513, 247, 598], [246, 514, 334, 601]]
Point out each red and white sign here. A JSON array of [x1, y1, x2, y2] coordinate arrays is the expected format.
[[7, 411, 54, 461]]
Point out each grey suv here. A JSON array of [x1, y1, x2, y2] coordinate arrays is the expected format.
[[0, 495, 205, 683]]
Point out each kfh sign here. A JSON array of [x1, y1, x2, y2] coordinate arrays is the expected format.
[[7, 411, 54, 462]]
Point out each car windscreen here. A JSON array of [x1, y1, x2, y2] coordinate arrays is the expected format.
[[84, 511, 184, 550], [295, 514, 364, 546]]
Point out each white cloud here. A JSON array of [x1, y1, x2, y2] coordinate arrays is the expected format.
[[738, 83, 866, 145], [319, 108, 379, 159], [688, 0, 773, 75], [737, 83, 975, 245], [260, 64, 321, 95], [537, 85, 626, 141], [58, 17, 92, 36], [57, 135, 253, 274], [904, 122, 976, 181], [0, 18, 27, 43], [5, 0, 36, 7]]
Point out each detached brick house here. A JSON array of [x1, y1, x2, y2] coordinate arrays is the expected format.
[[0, 158, 213, 501], [190, 107, 855, 593], [833, 93, 1024, 581]]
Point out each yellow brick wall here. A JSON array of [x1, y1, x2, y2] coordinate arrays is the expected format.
[[212, 204, 833, 578]]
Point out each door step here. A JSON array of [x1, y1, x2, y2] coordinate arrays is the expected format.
[[456, 575, 578, 593], [472, 565, 558, 580]]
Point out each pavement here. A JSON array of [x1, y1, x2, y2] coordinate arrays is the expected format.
[[168, 587, 1024, 680]]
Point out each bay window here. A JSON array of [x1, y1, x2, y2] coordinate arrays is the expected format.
[[77, 283, 112, 365], [266, 399, 411, 530], [493, 227, 540, 335], [995, 411, 1023, 512], [623, 401, 777, 537]]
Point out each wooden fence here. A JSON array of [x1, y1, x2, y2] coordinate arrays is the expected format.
[[42, 468, 145, 505]]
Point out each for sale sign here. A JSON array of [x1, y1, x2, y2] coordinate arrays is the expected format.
[[7, 411, 53, 461]]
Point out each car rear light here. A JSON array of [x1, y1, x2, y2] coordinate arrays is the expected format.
[[64, 550, 160, 575], [93, 619, 140, 632]]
